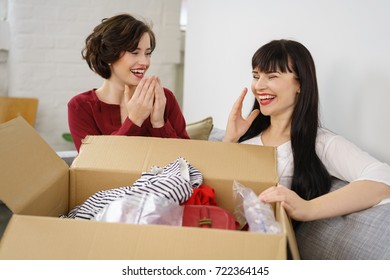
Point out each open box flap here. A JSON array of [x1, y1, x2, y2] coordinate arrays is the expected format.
[[276, 203, 300, 259], [0, 117, 69, 216], [70, 136, 279, 211], [75, 135, 278, 185]]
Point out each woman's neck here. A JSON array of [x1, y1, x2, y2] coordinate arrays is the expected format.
[[261, 117, 291, 147], [95, 80, 136, 105]]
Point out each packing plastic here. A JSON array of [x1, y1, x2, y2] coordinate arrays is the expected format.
[[93, 192, 184, 226], [233, 180, 282, 233]]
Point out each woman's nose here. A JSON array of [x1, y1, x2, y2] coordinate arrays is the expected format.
[[255, 76, 266, 90], [139, 54, 150, 66]]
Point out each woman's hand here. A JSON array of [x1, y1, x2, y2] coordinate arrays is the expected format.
[[124, 76, 156, 127], [259, 184, 313, 221], [150, 77, 166, 128], [223, 87, 260, 142]]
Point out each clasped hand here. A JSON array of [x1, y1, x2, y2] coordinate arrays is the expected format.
[[124, 76, 167, 128]]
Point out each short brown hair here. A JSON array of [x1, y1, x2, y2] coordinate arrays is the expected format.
[[82, 14, 156, 79]]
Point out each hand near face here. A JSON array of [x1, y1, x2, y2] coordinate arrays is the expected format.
[[223, 87, 260, 142], [124, 76, 156, 127], [259, 184, 312, 222], [150, 77, 166, 128]]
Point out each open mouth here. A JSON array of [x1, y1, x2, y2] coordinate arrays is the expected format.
[[130, 68, 145, 79], [258, 94, 275, 105]]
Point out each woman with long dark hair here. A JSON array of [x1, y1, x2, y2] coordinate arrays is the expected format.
[[223, 39, 390, 226]]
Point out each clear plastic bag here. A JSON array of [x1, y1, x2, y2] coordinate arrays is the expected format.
[[93, 192, 184, 226], [233, 180, 282, 234]]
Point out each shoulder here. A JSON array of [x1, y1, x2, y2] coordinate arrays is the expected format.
[[316, 127, 340, 155], [316, 127, 347, 148], [316, 127, 338, 143], [316, 127, 360, 156], [68, 89, 97, 108], [163, 87, 175, 98], [162, 87, 180, 107]]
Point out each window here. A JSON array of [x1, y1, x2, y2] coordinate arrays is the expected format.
[[0, 0, 7, 20], [180, 0, 187, 31]]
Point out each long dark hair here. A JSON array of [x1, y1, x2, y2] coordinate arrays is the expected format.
[[82, 14, 156, 79], [240, 39, 332, 213]]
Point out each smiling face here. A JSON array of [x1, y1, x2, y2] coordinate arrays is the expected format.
[[109, 32, 152, 89], [251, 67, 300, 120]]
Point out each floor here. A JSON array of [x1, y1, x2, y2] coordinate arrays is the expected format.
[[0, 201, 12, 240]]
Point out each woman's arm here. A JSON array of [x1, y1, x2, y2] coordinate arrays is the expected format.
[[68, 99, 101, 152], [260, 130, 390, 221], [68, 94, 147, 152], [260, 181, 390, 221]]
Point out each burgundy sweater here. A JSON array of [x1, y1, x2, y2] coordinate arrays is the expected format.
[[68, 88, 189, 152]]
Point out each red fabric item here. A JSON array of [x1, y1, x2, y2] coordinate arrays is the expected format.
[[68, 88, 189, 152], [182, 185, 217, 206]]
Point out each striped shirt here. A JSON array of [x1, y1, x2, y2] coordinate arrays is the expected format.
[[64, 157, 203, 220]]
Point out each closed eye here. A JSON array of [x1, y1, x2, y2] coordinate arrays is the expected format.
[[268, 71, 280, 79]]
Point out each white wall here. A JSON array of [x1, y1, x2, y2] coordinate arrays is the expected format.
[[0, 0, 9, 97], [7, 0, 182, 151], [183, 0, 390, 164]]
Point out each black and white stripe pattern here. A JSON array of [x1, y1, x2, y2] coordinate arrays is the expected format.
[[65, 157, 203, 220]]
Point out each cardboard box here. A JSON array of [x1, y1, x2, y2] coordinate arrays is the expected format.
[[0, 117, 299, 259]]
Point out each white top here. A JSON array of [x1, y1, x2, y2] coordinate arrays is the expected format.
[[241, 127, 390, 205]]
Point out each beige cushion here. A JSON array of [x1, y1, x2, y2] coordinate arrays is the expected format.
[[186, 116, 213, 140]]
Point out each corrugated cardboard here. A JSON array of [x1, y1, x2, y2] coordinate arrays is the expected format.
[[0, 117, 69, 216], [0, 117, 299, 260]]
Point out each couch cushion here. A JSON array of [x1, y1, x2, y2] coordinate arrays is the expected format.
[[186, 116, 213, 140], [296, 179, 390, 259]]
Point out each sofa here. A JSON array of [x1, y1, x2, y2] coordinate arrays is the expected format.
[[296, 179, 390, 259], [55, 116, 390, 259]]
